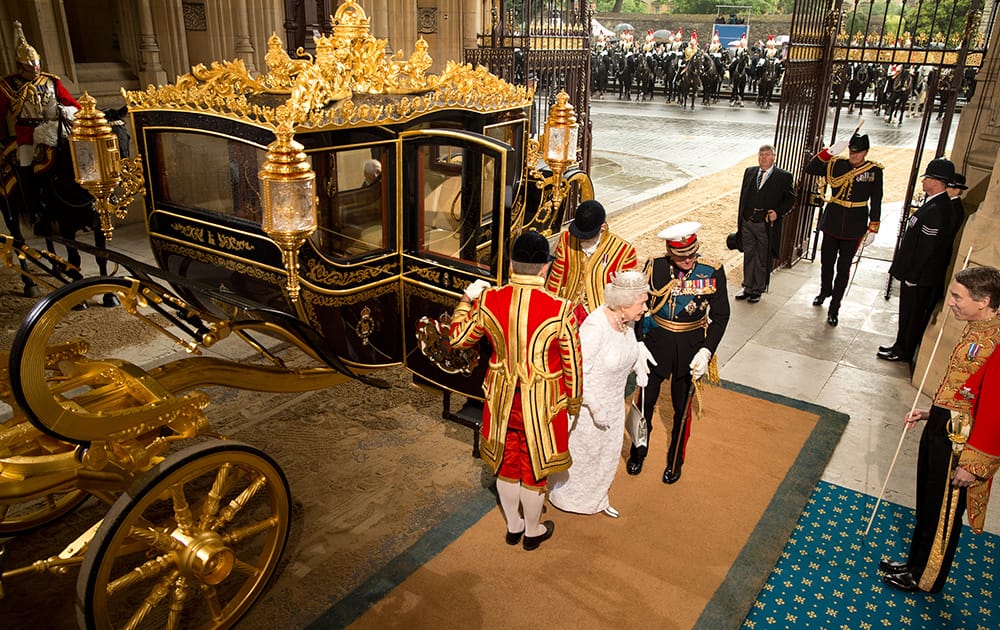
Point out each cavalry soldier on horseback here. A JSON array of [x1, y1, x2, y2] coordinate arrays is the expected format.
[[0, 21, 81, 296], [806, 132, 883, 327], [1, 21, 80, 217]]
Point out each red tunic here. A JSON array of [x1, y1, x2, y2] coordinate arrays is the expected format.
[[544, 229, 637, 321], [450, 273, 582, 480]]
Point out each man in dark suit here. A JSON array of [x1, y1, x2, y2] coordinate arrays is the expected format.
[[735, 144, 796, 303], [878, 158, 958, 363], [805, 132, 883, 326]]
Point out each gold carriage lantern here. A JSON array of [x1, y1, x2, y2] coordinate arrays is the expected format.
[[258, 121, 317, 313], [540, 90, 579, 212], [69, 93, 122, 240]]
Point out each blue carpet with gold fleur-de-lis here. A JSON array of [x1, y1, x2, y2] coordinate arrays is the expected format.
[[743, 480, 998, 629]]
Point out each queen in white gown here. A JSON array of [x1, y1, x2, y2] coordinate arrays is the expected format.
[[549, 271, 652, 517]]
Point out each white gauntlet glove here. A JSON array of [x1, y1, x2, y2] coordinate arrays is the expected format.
[[862, 230, 876, 247], [464, 279, 491, 301], [828, 137, 850, 155], [689, 348, 712, 380], [634, 342, 657, 388]]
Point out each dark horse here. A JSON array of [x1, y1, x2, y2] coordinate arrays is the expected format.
[[884, 69, 914, 126], [756, 57, 781, 108], [0, 106, 129, 300], [847, 63, 874, 114], [728, 51, 749, 107], [675, 54, 702, 110]]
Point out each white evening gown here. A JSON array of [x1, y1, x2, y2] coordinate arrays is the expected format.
[[549, 305, 641, 514]]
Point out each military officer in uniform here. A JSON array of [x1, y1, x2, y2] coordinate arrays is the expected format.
[[450, 230, 583, 551], [806, 132, 883, 326], [628, 222, 730, 484], [545, 199, 638, 323]]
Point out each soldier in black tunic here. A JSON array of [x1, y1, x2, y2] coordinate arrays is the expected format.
[[805, 133, 883, 326]]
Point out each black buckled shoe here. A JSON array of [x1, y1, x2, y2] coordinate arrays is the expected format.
[[827, 310, 839, 327], [882, 571, 920, 592], [522, 520, 554, 551], [812, 294, 828, 306], [878, 559, 909, 575]]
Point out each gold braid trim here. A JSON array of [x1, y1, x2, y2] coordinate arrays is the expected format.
[[691, 355, 720, 420], [820, 159, 881, 206]]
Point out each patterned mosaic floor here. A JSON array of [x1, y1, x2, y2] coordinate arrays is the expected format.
[[745, 481, 998, 630]]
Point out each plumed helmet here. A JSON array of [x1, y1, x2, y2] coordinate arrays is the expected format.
[[848, 133, 870, 151], [569, 200, 606, 239], [14, 21, 40, 65]]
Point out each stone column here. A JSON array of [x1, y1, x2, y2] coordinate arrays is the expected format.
[[232, 1, 258, 73], [137, 0, 169, 86]]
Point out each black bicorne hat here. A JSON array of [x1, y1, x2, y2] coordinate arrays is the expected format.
[[848, 133, 870, 151]]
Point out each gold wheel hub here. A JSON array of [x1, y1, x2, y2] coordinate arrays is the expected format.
[[171, 529, 236, 585]]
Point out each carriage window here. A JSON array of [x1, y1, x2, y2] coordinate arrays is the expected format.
[[418, 144, 494, 271], [311, 146, 389, 259], [484, 119, 525, 223], [150, 132, 265, 222]]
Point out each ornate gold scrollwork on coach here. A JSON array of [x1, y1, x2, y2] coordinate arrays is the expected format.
[[123, 0, 532, 132]]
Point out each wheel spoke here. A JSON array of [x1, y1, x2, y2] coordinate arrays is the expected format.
[[230, 557, 263, 578], [199, 584, 225, 621], [211, 472, 267, 529], [222, 515, 280, 545], [168, 485, 195, 533], [197, 463, 232, 530], [107, 553, 176, 596], [123, 571, 178, 630], [165, 576, 192, 630]]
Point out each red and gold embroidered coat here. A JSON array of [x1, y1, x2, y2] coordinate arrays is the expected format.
[[544, 230, 637, 317], [450, 273, 583, 479], [933, 314, 1000, 533]]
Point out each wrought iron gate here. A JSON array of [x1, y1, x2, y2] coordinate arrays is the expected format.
[[774, 0, 995, 269]]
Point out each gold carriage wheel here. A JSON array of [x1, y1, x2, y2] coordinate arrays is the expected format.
[[11, 277, 193, 444], [0, 487, 89, 535], [75, 440, 291, 630]]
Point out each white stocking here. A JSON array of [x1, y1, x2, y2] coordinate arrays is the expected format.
[[520, 485, 547, 537], [496, 478, 523, 533]]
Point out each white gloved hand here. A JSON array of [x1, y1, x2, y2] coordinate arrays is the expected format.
[[828, 137, 850, 155], [633, 342, 657, 388], [862, 230, 876, 247], [464, 279, 491, 301], [689, 348, 712, 380]]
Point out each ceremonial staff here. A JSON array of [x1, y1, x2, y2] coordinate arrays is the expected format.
[[863, 245, 974, 538]]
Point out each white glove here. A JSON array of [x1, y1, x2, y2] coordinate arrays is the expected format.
[[828, 138, 850, 155], [633, 342, 657, 388], [464, 279, 491, 301], [862, 231, 876, 247], [689, 348, 712, 380]]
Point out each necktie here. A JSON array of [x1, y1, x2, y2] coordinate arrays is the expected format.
[[757, 169, 764, 189]]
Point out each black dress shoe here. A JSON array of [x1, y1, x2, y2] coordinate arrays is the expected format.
[[735, 290, 750, 300], [662, 462, 682, 484], [102, 293, 121, 308], [626, 453, 644, 475], [812, 294, 828, 306], [877, 350, 907, 362], [747, 294, 761, 303], [523, 520, 554, 551], [882, 571, 920, 592], [878, 345, 897, 354], [827, 311, 838, 326], [505, 529, 524, 545], [878, 559, 909, 575]]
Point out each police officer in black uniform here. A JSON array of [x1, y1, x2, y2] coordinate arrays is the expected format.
[[805, 133, 883, 326]]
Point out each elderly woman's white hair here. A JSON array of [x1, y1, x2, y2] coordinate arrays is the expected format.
[[604, 270, 649, 308]]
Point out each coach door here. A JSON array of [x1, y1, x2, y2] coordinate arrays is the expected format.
[[399, 129, 512, 396]]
